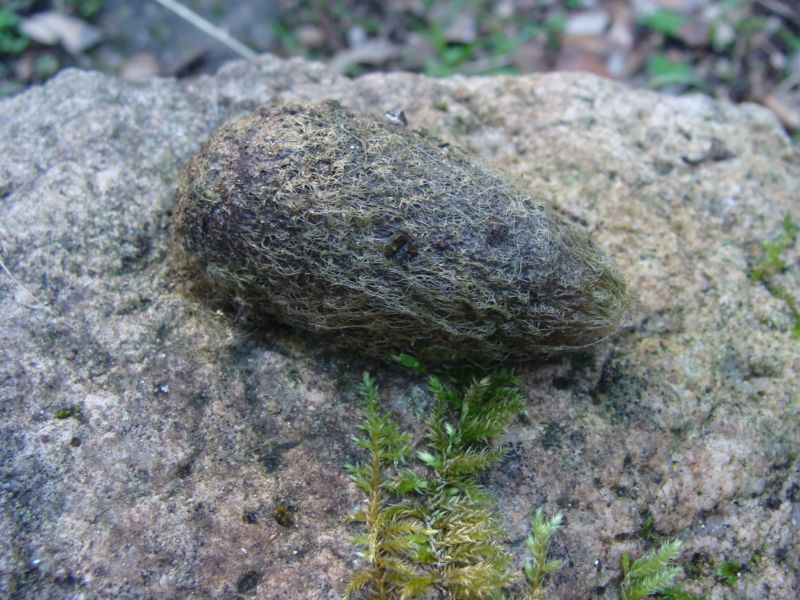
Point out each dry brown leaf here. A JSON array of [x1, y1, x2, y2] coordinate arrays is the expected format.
[[327, 39, 402, 75], [761, 93, 800, 130], [19, 11, 102, 54]]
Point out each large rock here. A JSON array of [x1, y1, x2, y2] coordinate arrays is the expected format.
[[1, 56, 797, 598]]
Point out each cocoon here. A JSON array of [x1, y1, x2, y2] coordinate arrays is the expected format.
[[174, 101, 626, 365]]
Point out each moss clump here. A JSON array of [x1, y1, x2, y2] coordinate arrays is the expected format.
[[55, 405, 81, 420], [175, 101, 626, 365], [524, 508, 563, 599], [749, 215, 799, 338], [715, 560, 741, 586], [271, 501, 295, 527], [344, 362, 702, 599], [620, 540, 683, 600], [345, 370, 525, 598]]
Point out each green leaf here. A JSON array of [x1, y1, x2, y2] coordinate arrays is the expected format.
[[395, 353, 424, 372], [33, 53, 59, 79], [647, 55, 698, 88], [546, 13, 566, 35], [642, 9, 685, 37], [67, 0, 104, 19], [777, 27, 800, 53], [0, 7, 20, 29]]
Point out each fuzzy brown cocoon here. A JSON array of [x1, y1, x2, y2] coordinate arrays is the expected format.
[[174, 101, 626, 365]]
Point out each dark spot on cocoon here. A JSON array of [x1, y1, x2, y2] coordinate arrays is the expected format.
[[485, 221, 509, 247], [384, 232, 418, 262]]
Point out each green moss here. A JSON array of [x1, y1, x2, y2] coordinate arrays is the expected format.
[[749, 216, 800, 338], [683, 552, 712, 580], [620, 540, 684, 600], [524, 508, 563, 599], [541, 421, 565, 450], [715, 561, 741, 586], [341, 362, 751, 599], [660, 588, 707, 600], [749, 216, 796, 281], [55, 405, 81, 420], [748, 545, 766, 568], [639, 510, 664, 545], [345, 369, 525, 598], [271, 502, 296, 528], [344, 372, 427, 599]]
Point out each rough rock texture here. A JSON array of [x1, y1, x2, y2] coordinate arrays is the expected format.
[[0, 56, 798, 599]]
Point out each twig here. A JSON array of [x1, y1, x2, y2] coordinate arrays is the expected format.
[[150, 0, 258, 60], [0, 255, 56, 317], [775, 71, 800, 96]]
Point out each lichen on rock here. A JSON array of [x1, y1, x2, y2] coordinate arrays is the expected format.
[[174, 100, 626, 365]]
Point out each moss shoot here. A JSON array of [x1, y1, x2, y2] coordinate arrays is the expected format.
[[174, 101, 626, 365]]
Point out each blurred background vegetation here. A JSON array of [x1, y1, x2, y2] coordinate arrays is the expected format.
[[1, 0, 798, 136]]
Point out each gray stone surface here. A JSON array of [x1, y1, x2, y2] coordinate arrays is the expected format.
[[1, 55, 798, 599]]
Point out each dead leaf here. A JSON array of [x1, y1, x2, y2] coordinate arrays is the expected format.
[[295, 25, 325, 48], [19, 11, 102, 54], [121, 53, 160, 83], [556, 35, 612, 77], [443, 12, 477, 44], [565, 11, 610, 37], [677, 19, 709, 47], [327, 39, 402, 75], [761, 92, 800, 130], [608, 0, 635, 50], [509, 42, 549, 72], [556, 35, 613, 78], [682, 137, 736, 165]]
